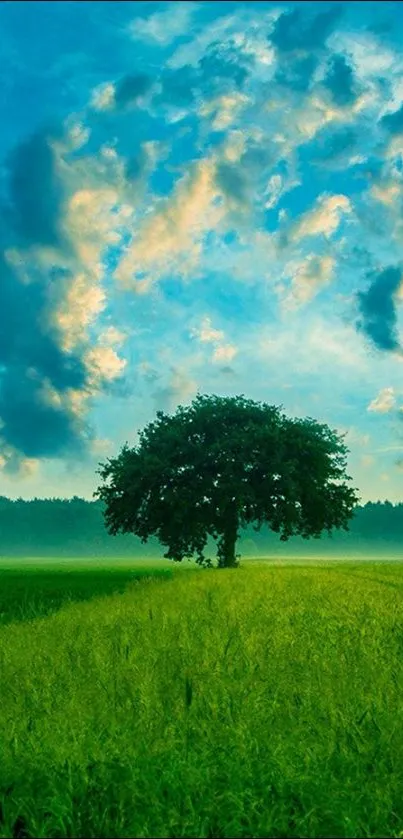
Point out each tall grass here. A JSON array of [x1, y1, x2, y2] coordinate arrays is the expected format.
[[1, 561, 403, 838], [0, 561, 175, 626]]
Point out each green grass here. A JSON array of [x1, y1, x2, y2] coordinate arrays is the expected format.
[[0, 559, 177, 627], [1, 559, 403, 838]]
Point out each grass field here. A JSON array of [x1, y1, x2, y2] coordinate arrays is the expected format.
[[1, 558, 403, 838]]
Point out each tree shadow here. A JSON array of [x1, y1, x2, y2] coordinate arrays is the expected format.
[[0, 565, 173, 627]]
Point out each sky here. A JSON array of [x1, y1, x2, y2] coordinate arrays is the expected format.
[[1, 0, 403, 503]]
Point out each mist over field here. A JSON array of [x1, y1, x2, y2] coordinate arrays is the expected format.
[[0, 496, 402, 560]]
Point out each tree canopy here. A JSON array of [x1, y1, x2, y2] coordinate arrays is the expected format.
[[95, 394, 360, 567]]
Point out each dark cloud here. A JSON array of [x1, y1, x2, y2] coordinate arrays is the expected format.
[[114, 73, 153, 109], [271, 7, 343, 94], [4, 129, 66, 249], [271, 6, 343, 53], [0, 367, 86, 458], [323, 54, 356, 107], [198, 39, 253, 94], [308, 126, 357, 166], [381, 103, 403, 135], [275, 54, 319, 93], [0, 126, 129, 469], [0, 250, 89, 461], [160, 66, 198, 107], [216, 139, 273, 211], [216, 161, 248, 205], [143, 39, 252, 115], [125, 147, 149, 182], [356, 266, 402, 353]]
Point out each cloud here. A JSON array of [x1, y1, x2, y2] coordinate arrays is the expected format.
[[167, 5, 276, 95], [270, 6, 342, 53], [291, 193, 352, 241], [115, 156, 222, 288], [91, 74, 153, 112], [0, 449, 39, 479], [128, 4, 197, 46], [328, 29, 399, 82], [3, 129, 67, 249], [212, 345, 237, 363], [84, 346, 127, 386], [371, 182, 401, 207], [90, 82, 116, 112], [269, 6, 342, 94], [275, 53, 319, 93], [214, 133, 275, 220], [381, 103, 403, 136], [219, 365, 237, 377], [190, 317, 224, 344], [200, 92, 250, 131], [197, 38, 254, 94], [308, 125, 358, 168], [282, 254, 335, 308], [357, 266, 403, 353], [190, 316, 238, 365], [258, 317, 368, 377], [152, 367, 198, 412], [367, 386, 396, 413], [0, 126, 130, 471], [323, 54, 357, 107], [137, 361, 160, 384], [99, 327, 127, 347], [114, 74, 153, 109], [264, 174, 284, 209]]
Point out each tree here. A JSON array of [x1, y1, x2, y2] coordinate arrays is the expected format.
[[94, 394, 359, 568]]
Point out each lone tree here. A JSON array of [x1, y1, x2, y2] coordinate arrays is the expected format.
[[95, 394, 359, 568]]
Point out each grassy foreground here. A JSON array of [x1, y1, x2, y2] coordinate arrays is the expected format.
[[1, 560, 403, 838]]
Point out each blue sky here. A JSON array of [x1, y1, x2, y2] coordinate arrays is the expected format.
[[1, 0, 403, 502]]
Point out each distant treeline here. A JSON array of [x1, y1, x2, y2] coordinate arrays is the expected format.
[[0, 497, 402, 557]]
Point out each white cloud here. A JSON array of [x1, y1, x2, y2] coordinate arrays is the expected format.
[[0, 448, 39, 478], [282, 254, 335, 308], [264, 174, 283, 209], [371, 183, 401, 208], [367, 387, 396, 414], [328, 30, 400, 82], [258, 317, 368, 376], [99, 327, 127, 347], [291, 194, 352, 242], [90, 82, 116, 112], [129, 4, 197, 46], [85, 346, 127, 385], [190, 317, 224, 344], [168, 7, 280, 70], [212, 344, 238, 363], [168, 12, 240, 69], [115, 157, 223, 288], [63, 121, 91, 151], [51, 185, 131, 352], [200, 92, 250, 131], [190, 317, 238, 364]]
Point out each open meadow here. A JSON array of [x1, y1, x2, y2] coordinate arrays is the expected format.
[[1, 558, 403, 838]]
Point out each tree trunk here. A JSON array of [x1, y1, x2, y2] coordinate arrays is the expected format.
[[217, 505, 239, 568]]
